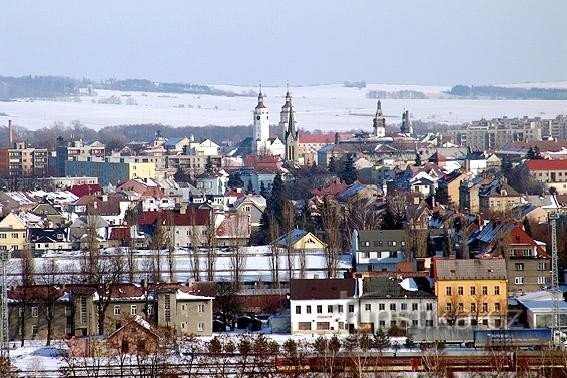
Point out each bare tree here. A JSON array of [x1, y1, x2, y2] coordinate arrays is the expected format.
[[403, 220, 429, 259], [227, 214, 248, 290], [37, 260, 61, 346], [149, 220, 166, 283], [321, 198, 341, 278], [281, 200, 296, 284], [165, 211, 176, 283], [205, 209, 217, 282], [124, 206, 138, 282], [19, 246, 35, 347], [268, 213, 281, 288], [189, 207, 202, 282]]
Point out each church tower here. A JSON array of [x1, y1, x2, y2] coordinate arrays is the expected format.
[[279, 84, 297, 140], [372, 100, 386, 137], [283, 88, 299, 163], [253, 87, 269, 154], [400, 109, 412, 135]]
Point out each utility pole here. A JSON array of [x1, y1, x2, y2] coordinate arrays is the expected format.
[[0, 248, 11, 358], [549, 211, 560, 342]]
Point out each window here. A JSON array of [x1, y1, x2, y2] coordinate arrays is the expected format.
[[446, 287, 452, 296], [426, 303, 433, 311], [65, 307, 72, 317], [495, 303, 501, 312], [412, 320, 419, 326], [362, 252, 370, 259], [401, 303, 407, 311], [378, 303, 385, 311], [114, 305, 121, 316], [31, 307, 38, 318], [482, 286, 488, 295], [11, 233, 18, 239], [515, 263, 524, 271], [147, 304, 153, 316], [197, 322, 205, 332], [458, 303, 464, 311], [379, 320, 386, 327], [328, 305, 333, 313], [18, 307, 23, 318], [482, 319, 489, 326], [494, 286, 500, 295], [425, 320, 433, 327], [538, 262, 547, 271], [365, 304, 371, 311], [198, 304, 205, 313], [306, 306, 312, 314], [338, 305, 344, 313], [515, 277, 524, 285], [523, 249, 532, 257], [495, 319, 502, 328], [412, 303, 418, 311], [32, 325, 38, 336], [471, 303, 476, 313], [482, 303, 488, 312], [390, 320, 397, 326], [458, 286, 464, 295], [298, 322, 311, 330], [316, 322, 330, 330], [446, 303, 452, 312], [538, 276, 546, 285], [348, 305, 355, 313], [130, 305, 137, 315], [317, 305, 323, 314], [295, 306, 301, 314], [390, 303, 396, 311], [364, 241, 370, 247], [470, 287, 476, 295]]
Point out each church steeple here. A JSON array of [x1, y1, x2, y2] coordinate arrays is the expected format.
[[256, 84, 266, 109], [283, 85, 299, 164], [373, 99, 386, 137]]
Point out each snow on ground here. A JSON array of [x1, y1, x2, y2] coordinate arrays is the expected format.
[[10, 340, 66, 375], [1, 83, 566, 132], [6, 246, 352, 285]]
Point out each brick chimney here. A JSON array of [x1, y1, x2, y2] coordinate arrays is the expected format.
[[8, 120, 13, 146]]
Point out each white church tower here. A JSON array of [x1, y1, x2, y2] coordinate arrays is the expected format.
[[253, 87, 270, 154], [372, 100, 386, 138]]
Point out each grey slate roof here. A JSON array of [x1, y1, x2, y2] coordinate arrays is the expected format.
[[361, 277, 435, 299], [434, 258, 507, 280]]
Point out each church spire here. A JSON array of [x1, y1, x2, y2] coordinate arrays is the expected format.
[[256, 83, 266, 109], [376, 100, 383, 116]]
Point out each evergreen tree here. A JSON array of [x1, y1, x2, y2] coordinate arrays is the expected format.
[[246, 180, 254, 194], [270, 173, 285, 219], [205, 156, 214, 173], [260, 181, 268, 198], [525, 146, 535, 160], [523, 217, 532, 236], [434, 185, 449, 205], [328, 155, 337, 173], [414, 151, 422, 166], [373, 328, 391, 354], [227, 171, 244, 189], [340, 154, 357, 185]]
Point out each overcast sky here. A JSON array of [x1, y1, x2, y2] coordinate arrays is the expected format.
[[1, 1, 565, 86]]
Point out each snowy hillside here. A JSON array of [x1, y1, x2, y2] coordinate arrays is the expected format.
[[1, 83, 566, 131]]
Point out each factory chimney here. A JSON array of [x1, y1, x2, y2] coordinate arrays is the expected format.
[[8, 120, 13, 146]]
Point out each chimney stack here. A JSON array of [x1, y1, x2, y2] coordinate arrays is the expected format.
[[8, 120, 13, 146]]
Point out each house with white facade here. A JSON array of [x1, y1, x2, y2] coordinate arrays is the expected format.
[[290, 279, 358, 334], [358, 277, 437, 333]]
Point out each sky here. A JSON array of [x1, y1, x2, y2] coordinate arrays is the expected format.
[[1, 1, 566, 86]]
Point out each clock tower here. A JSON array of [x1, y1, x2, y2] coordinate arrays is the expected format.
[[253, 87, 269, 154]]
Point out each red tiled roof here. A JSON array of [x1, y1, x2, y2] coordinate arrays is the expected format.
[[311, 179, 348, 197], [506, 140, 567, 152], [299, 133, 352, 144], [137, 208, 210, 226], [109, 227, 131, 241], [525, 159, 567, 171], [68, 184, 102, 198]]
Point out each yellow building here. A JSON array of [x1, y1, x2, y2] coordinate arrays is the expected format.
[[0, 213, 28, 251], [433, 258, 507, 328]]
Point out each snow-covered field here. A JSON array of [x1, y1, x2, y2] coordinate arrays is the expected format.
[[1, 82, 567, 132]]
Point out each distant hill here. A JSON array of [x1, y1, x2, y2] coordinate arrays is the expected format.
[[447, 84, 567, 100], [0, 75, 250, 100]]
